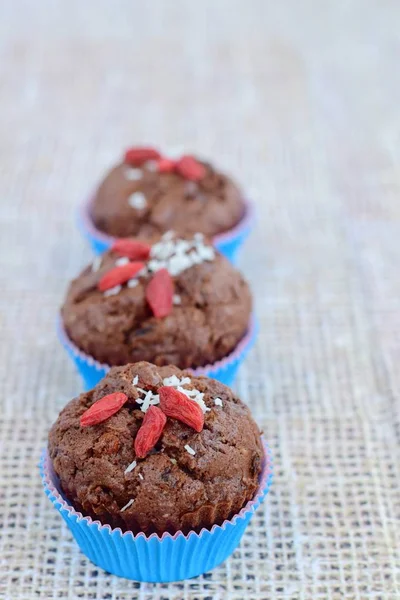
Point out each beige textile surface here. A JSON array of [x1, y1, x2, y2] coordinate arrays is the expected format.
[[1, 1, 400, 598]]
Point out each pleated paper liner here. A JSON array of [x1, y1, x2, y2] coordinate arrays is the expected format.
[[57, 315, 258, 390], [78, 196, 255, 264], [40, 441, 273, 582]]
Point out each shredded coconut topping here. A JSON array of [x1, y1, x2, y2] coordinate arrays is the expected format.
[[115, 257, 130, 266], [133, 382, 160, 413], [148, 233, 215, 278], [185, 444, 196, 456], [120, 498, 134, 512], [100, 233, 215, 299], [124, 460, 137, 474], [170, 458, 177, 465], [214, 397, 223, 407], [163, 374, 182, 387], [162, 376, 211, 413], [125, 167, 142, 181], [127, 278, 139, 288], [140, 390, 160, 413], [92, 256, 102, 272], [135, 375, 209, 413], [104, 285, 122, 297], [128, 191, 147, 210], [138, 473, 144, 480], [145, 160, 158, 172]]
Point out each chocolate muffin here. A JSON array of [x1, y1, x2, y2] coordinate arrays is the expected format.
[[61, 232, 252, 368], [48, 362, 263, 535], [89, 147, 246, 240]]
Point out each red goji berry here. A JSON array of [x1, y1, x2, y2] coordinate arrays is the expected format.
[[159, 387, 204, 432], [80, 392, 128, 427], [124, 147, 161, 166], [134, 406, 167, 458], [157, 158, 176, 173], [146, 268, 174, 318], [98, 261, 145, 292], [175, 155, 206, 181], [112, 239, 151, 261]]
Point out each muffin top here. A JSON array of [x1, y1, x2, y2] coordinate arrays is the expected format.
[[90, 147, 246, 239], [48, 362, 263, 535], [61, 233, 252, 368]]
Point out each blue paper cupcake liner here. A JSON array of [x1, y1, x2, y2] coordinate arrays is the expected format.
[[78, 196, 255, 264], [57, 316, 258, 391], [40, 441, 272, 582]]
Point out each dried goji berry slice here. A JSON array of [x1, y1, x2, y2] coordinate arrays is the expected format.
[[146, 268, 174, 318], [112, 239, 151, 261], [134, 406, 167, 458], [80, 392, 128, 427], [159, 386, 204, 432], [175, 155, 206, 181], [98, 261, 145, 292], [124, 147, 161, 166], [157, 158, 176, 173]]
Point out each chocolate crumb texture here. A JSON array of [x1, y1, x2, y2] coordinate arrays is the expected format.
[[90, 151, 246, 239], [48, 362, 263, 536], [61, 233, 252, 369]]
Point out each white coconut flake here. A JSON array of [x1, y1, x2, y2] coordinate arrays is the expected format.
[[146, 233, 216, 278], [136, 387, 147, 395], [175, 239, 191, 254], [214, 397, 223, 407], [173, 294, 181, 305], [92, 256, 102, 272], [180, 377, 191, 386], [104, 285, 122, 297], [128, 191, 147, 210], [185, 444, 196, 456], [151, 240, 175, 259], [127, 278, 138, 288], [170, 253, 193, 276], [145, 160, 158, 172], [124, 460, 137, 474], [115, 257, 130, 266], [120, 498, 134, 512], [177, 387, 197, 398], [162, 230, 174, 241], [138, 473, 144, 480], [147, 259, 165, 272], [132, 375, 139, 385], [141, 390, 153, 413], [163, 375, 181, 387], [170, 458, 177, 465], [189, 251, 203, 265], [193, 395, 211, 413], [125, 167, 142, 181], [194, 232, 204, 242], [197, 245, 215, 261]]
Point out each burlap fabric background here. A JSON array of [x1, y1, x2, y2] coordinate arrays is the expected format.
[[1, 1, 399, 598]]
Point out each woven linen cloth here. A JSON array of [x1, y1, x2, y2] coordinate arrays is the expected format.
[[1, 1, 399, 598]]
